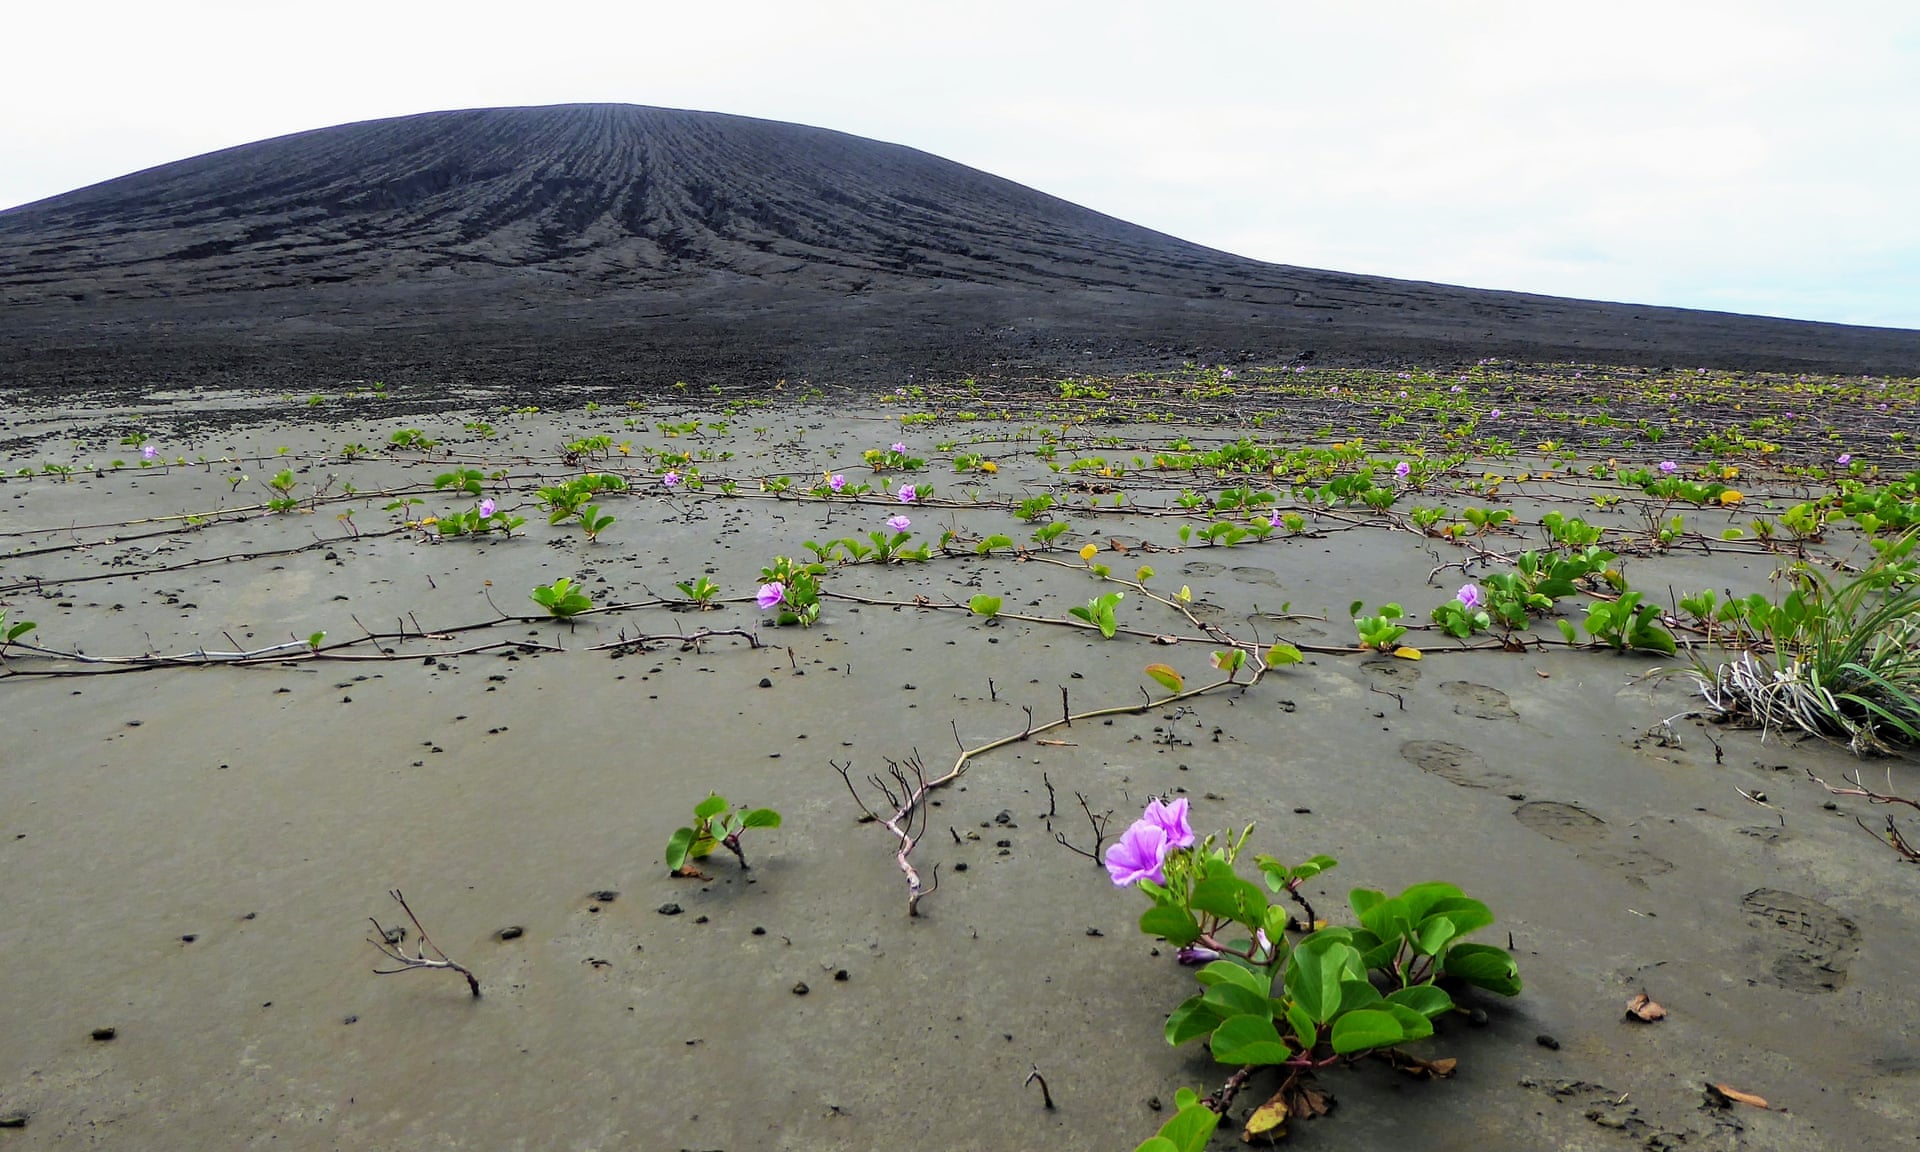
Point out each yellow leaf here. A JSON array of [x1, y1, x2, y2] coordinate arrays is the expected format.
[[1719, 490, 1745, 506], [1079, 543, 1099, 560], [980, 460, 998, 473], [1243, 1092, 1289, 1141], [1392, 646, 1423, 660], [1721, 465, 1739, 479], [1144, 663, 1184, 693], [1176, 585, 1193, 602], [419, 516, 438, 526]]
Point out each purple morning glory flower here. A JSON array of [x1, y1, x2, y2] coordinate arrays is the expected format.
[[1220, 368, 1234, 381], [1176, 944, 1221, 966], [663, 470, 681, 488], [478, 498, 496, 517], [1104, 821, 1170, 887], [1489, 408, 1502, 419], [1394, 461, 1410, 479], [829, 473, 847, 492], [1457, 583, 1483, 610], [1141, 797, 1195, 850], [755, 582, 785, 610], [897, 484, 916, 504], [141, 445, 158, 460], [1450, 384, 1464, 393], [886, 515, 911, 531], [1836, 453, 1852, 465], [1658, 460, 1677, 474], [1268, 511, 1284, 528], [891, 442, 907, 454]]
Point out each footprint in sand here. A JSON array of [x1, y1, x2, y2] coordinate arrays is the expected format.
[[1400, 739, 1514, 790], [1741, 888, 1860, 993], [1367, 661, 1423, 688], [1229, 565, 1282, 586], [1181, 560, 1225, 577], [1439, 680, 1518, 720], [1514, 800, 1675, 886]]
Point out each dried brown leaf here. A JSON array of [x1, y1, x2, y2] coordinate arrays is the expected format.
[[1378, 1048, 1458, 1079], [1284, 1080, 1335, 1119], [1625, 992, 1667, 1022], [1706, 1083, 1769, 1109]]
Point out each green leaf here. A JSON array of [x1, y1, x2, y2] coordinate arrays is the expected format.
[[1284, 1001, 1318, 1050], [1330, 1009, 1407, 1055], [693, 793, 728, 820], [968, 594, 1002, 618], [1336, 978, 1384, 1013], [1163, 995, 1224, 1046], [1133, 1137, 1179, 1152], [1194, 960, 1269, 996], [1209, 1014, 1295, 1065], [1201, 982, 1272, 1021], [1421, 896, 1494, 940], [1190, 874, 1269, 928], [1283, 937, 1347, 1024], [1153, 1102, 1220, 1152], [1382, 1002, 1434, 1042], [1414, 915, 1459, 958], [1385, 984, 1455, 1020], [740, 808, 782, 830], [664, 827, 694, 872], [1443, 943, 1523, 995], [1139, 904, 1203, 946]]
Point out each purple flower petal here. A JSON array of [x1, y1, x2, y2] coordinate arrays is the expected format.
[[1103, 821, 1169, 887], [1141, 797, 1195, 850], [756, 582, 785, 610]]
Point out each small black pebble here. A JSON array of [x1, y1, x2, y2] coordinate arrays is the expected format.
[[953, 862, 968, 872], [590, 890, 618, 902], [1507, 793, 1527, 801], [752, 926, 767, 935], [180, 934, 197, 943], [1085, 928, 1103, 937], [1148, 1097, 1163, 1112], [792, 982, 809, 995], [496, 926, 524, 941], [0, 1111, 28, 1129], [343, 1015, 358, 1025], [834, 969, 849, 982], [1536, 1034, 1560, 1050], [695, 915, 710, 924], [1469, 1007, 1489, 1027], [90, 1027, 116, 1042], [996, 839, 1011, 848], [657, 903, 683, 916], [1292, 806, 1312, 814], [759, 678, 772, 688]]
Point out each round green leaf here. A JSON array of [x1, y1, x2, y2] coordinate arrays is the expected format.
[[1330, 1008, 1407, 1055]]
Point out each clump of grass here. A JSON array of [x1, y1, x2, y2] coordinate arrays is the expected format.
[[1688, 534, 1920, 754]]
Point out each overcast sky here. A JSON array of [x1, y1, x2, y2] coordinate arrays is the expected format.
[[5, 1, 1915, 329]]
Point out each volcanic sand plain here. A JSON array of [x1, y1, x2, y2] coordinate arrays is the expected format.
[[3, 363, 1919, 1151]]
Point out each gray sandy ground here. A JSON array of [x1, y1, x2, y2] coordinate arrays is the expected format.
[[2, 395, 1918, 1151]]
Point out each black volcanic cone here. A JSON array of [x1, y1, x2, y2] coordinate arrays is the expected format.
[[2, 103, 1915, 392]]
